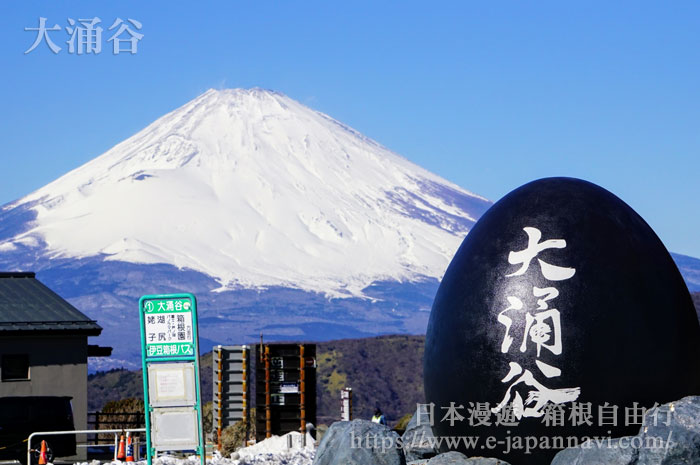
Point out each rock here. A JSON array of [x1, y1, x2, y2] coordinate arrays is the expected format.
[[402, 404, 439, 461], [425, 451, 511, 464], [636, 396, 700, 465], [306, 422, 316, 436], [550, 439, 637, 465], [463, 457, 511, 465], [312, 419, 406, 465], [462, 459, 511, 465], [464, 457, 510, 465], [426, 452, 470, 464], [550, 396, 700, 465]]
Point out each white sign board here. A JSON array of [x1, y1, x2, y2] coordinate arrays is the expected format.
[[280, 382, 299, 393], [148, 362, 197, 407], [151, 407, 199, 451]]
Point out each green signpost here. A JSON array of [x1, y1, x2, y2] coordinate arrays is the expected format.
[[139, 293, 205, 465]]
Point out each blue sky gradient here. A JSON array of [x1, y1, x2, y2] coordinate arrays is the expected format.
[[1, 1, 698, 257]]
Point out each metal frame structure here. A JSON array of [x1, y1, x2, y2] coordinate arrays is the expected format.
[[213, 345, 250, 448], [212, 345, 250, 450], [255, 343, 316, 441]]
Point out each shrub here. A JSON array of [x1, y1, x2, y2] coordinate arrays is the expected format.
[[393, 413, 413, 433], [220, 409, 255, 456], [98, 397, 144, 442]]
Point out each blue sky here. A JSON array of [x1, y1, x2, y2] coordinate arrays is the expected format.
[[1, 1, 698, 257]]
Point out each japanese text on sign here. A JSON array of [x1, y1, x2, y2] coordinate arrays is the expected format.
[[143, 298, 194, 357]]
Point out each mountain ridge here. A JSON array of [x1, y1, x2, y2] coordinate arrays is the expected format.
[[0, 88, 490, 298]]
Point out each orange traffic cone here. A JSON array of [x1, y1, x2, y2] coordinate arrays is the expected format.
[[38, 440, 48, 465], [125, 433, 134, 462], [117, 434, 126, 461]]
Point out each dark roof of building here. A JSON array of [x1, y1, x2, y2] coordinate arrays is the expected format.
[[0, 272, 102, 335]]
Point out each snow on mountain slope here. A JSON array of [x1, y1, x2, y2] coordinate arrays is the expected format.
[[1, 88, 491, 297]]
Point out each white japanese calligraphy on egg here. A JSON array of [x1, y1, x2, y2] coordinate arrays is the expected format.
[[492, 227, 581, 419]]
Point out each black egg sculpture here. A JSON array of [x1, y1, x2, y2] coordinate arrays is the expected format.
[[424, 177, 700, 465]]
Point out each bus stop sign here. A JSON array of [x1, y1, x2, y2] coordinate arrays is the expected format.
[[139, 293, 204, 465]]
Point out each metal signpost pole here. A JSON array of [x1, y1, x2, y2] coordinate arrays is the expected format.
[[138, 308, 154, 465], [242, 346, 249, 443], [191, 297, 206, 465]]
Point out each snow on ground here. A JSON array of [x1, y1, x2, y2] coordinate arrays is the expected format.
[[73, 432, 315, 465], [226, 449, 314, 465], [235, 431, 315, 459]]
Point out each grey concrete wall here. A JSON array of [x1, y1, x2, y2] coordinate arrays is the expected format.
[[0, 334, 88, 460]]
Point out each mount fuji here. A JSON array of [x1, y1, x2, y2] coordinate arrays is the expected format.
[[0, 88, 494, 368], [0, 88, 697, 368]]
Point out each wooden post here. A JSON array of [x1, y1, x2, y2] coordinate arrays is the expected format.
[[242, 346, 248, 442], [216, 346, 223, 450], [134, 436, 140, 461], [94, 413, 99, 445], [265, 345, 271, 438], [299, 344, 306, 435]]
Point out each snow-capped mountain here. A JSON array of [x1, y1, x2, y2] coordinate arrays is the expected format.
[[2, 88, 488, 297], [1, 88, 697, 368], [0, 88, 492, 367]]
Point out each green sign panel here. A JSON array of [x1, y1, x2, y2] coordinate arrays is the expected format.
[[143, 298, 195, 357], [139, 293, 205, 465]]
